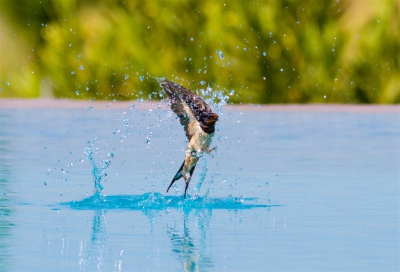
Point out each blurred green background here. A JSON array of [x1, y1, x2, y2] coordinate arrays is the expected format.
[[0, 0, 399, 103]]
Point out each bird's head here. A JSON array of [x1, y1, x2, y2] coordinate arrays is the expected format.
[[203, 113, 219, 125]]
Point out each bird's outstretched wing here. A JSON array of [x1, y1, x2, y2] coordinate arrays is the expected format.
[[161, 80, 212, 140]]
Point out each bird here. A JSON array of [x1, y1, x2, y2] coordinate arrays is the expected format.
[[160, 79, 219, 198]]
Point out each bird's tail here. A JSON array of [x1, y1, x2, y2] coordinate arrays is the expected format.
[[167, 161, 196, 198], [166, 161, 184, 193]]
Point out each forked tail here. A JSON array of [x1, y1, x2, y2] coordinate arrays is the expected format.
[[166, 161, 184, 192], [166, 161, 196, 198]]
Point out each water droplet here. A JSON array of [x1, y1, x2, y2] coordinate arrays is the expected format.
[[200, 81, 206, 85], [280, 68, 284, 72], [217, 50, 224, 59], [78, 54, 82, 58], [86, 87, 89, 90], [76, 90, 80, 95], [263, 52, 267, 56], [229, 90, 235, 95], [190, 37, 193, 41], [243, 48, 247, 51], [88, 106, 93, 110], [107, 152, 114, 158], [71, 71, 75, 75], [139, 75, 144, 81], [5, 82, 10, 86], [146, 132, 152, 144], [43, 181, 47, 186], [79, 65, 84, 70], [324, 95, 326, 99], [125, 74, 129, 80]]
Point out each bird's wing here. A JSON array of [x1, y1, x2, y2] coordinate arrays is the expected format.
[[161, 80, 204, 140]]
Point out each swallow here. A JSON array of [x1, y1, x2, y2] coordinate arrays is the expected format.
[[161, 79, 218, 198]]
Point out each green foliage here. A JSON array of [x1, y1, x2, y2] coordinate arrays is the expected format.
[[0, 0, 399, 103]]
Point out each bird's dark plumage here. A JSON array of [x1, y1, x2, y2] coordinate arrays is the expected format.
[[161, 79, 218, 198]]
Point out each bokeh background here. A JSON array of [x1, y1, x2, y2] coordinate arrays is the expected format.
[[0, 0, 399, 103]]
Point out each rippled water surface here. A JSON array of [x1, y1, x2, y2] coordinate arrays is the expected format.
[[0, 101, 399, 271]]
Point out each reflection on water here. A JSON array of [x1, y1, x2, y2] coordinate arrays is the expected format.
[[78, 210, 110, 271], [62, 191, 271, 271], [74, 205, 218, 272], [0, 134, 14, 271], [168, 209, 214, 271]]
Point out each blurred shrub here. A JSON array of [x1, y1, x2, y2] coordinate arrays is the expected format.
[[0, 0, 399, 103]]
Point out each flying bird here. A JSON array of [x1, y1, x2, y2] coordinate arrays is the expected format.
[[161, 79, 218, 198]]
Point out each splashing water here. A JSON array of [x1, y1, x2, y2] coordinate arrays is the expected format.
[[83, 139, 114, 194], [198, 86, 230, 116], [57, 78, 275, 211], [63, 192, 276, 211], [191, 156, 208, 198], [216, 50, 224, 59]]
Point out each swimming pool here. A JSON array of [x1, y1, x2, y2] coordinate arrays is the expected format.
[[0, 100, 398, 271]]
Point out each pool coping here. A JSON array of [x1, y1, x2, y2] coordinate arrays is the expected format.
[[0, 98, 399, 113]]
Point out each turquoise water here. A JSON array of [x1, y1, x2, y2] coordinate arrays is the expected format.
[[0, 103, 399, 271]]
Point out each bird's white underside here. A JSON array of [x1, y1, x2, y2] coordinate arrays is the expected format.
[[186, 121, 214, 157]]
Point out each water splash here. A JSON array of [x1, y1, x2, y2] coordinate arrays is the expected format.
[[83, 139, 114, 193], [62, 192, 277, 211], [191, 156, 208, 198], [216, 50, 224, 59], [198, 86, 230, 116]]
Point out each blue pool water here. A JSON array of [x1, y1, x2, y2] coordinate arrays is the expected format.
[[0, 101, 399, 271]]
